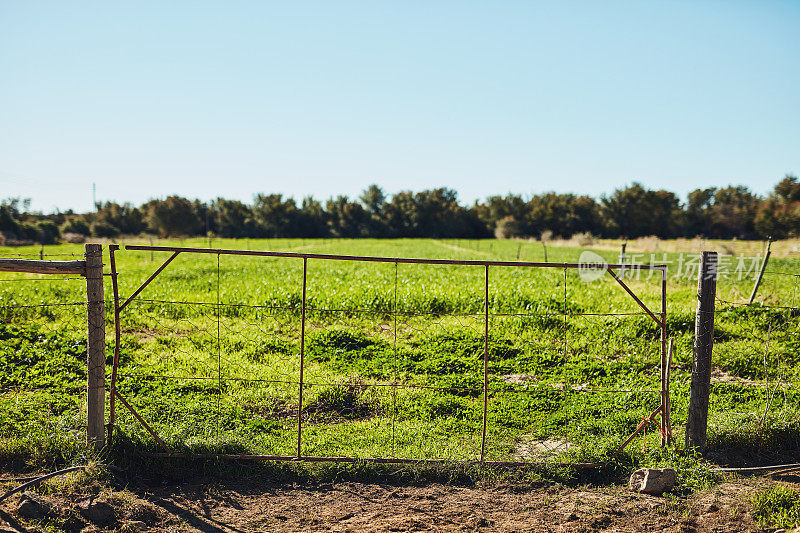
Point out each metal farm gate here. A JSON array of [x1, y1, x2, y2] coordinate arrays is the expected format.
[[107, 244, 671, 466]]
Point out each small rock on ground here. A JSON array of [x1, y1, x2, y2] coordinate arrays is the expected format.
[[77, 499, 116, 526], [16, 492, 52, 520], [629, 468, 677, 496]]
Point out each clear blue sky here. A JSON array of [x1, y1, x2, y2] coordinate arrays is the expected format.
[[1, 1, 798, 213]]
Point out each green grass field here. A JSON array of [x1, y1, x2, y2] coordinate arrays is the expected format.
[[1, 238, 799, 489]]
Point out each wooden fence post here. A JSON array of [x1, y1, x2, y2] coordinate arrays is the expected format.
[[85, 243, 105, 451], [685, 251, 717, 452]]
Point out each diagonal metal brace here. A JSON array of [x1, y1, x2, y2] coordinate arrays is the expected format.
[[612, 404, 662, 456], [113, 389, 172, 452], [118, 251, 180, 312], [606, 267, 665, 328]]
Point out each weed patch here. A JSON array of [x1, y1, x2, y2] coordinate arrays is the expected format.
[[752, 485, 800, 529]]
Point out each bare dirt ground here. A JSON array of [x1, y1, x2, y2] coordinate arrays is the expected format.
[[1, 474, 763, 533]]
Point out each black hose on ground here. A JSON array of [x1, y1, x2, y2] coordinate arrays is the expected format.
[[0, 465, 87, 505]]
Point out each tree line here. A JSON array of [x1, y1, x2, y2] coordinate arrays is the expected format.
[[1, 176, 798, 245]]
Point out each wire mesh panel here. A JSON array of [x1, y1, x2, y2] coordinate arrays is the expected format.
[[111, 251, 305, 454], [111, 245, 668, 464], [389, 262, 486, 461], [483, 265, 666, 462]]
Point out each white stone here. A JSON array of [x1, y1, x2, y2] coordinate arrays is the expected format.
[[629, 468, 677, 495]]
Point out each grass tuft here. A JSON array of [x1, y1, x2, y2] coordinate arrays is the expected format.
[[751, 485, 800, 529]]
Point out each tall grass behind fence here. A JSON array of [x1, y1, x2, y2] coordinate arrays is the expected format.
[[0, 251, 89, 461]]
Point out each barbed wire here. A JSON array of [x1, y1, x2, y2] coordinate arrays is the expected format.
[[762, 270, 800, 277], [0, 277, 83, 283], [0, 252, 85, 258], [0, 302, 86, 309]]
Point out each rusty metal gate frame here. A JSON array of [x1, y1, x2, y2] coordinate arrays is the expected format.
[[106, 244, 671, 466]]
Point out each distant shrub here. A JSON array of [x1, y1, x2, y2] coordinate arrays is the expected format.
[[91, 221, 120, 237], [17, 222, 36, 241], [574, 231, 595, 246], [494, 216, 522, 239], [61, 218, 91, 236], [34, 220, 60, 244]]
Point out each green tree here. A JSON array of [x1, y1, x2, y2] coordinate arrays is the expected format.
[[413, 188, 476, 238], [212, 198, 257, 237], [96, 202, 145, 235], [34, 220, 60, 243], [706, 186, 759, 239], [600, 183, 682, 238], [383, 191, 417, 237], [685, 188, 715, 237], [252, 194, 300, 237], [143, 196, 203, 237], [326, 196, 369, 237], [91, 221, 120, 238], [359, 185, 388, 236], [755, 175, 800, 238], [0, 199, 24, 237], [297, 196, 329, 237], [527, 193, 599, 238]]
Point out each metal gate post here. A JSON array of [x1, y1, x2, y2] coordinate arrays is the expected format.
[[660, 267, 669, 445], [107, 245, 122, 445], [297, 257, 308, 458], [480, 265, 489, 463]]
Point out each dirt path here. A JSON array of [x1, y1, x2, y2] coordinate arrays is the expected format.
[[129, 481, 756, 532], [1, 473, 760, 532]]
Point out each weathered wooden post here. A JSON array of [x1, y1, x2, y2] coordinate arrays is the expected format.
[[685, 251, 717, 452], [84, 243, 105, 451]]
